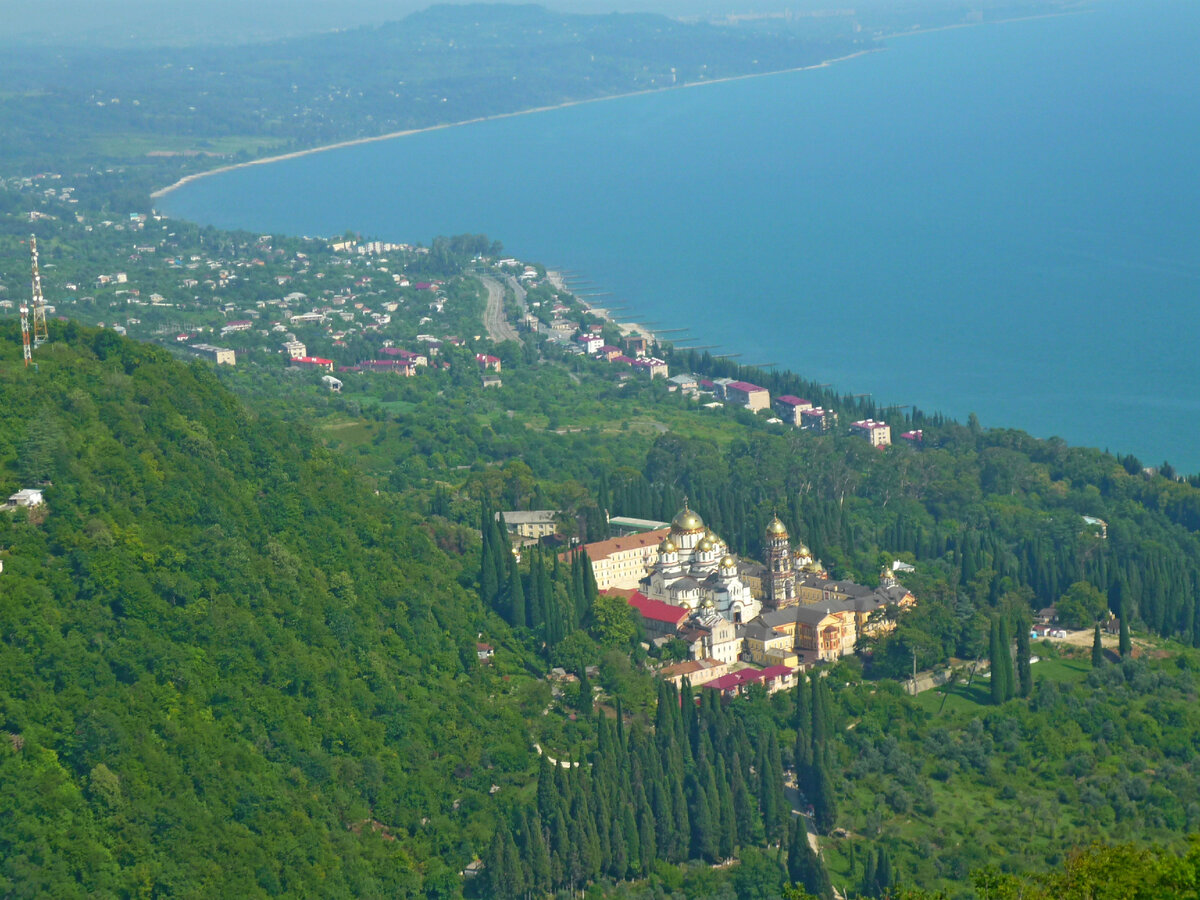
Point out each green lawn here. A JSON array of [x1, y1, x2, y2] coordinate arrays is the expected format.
[[92, 133, 287, 158], [913, 654, 1092, 716]]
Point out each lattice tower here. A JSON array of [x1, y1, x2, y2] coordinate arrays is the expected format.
[[30, 235, 49, 348]]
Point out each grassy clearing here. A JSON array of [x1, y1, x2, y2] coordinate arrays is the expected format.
[[92, 133, 287, 158]]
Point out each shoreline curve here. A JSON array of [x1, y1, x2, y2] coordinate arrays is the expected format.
[[150, 49, 881, 200], [149, 9, 1085, 202]]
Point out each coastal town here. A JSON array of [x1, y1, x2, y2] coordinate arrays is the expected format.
[[2, 172, 926, 701]]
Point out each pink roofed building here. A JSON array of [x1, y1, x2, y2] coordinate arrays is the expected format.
[[364, 359, 415, 376], [851, 419, 892, 448], [773, 395, 813, 426], [381, 347, 428, 366], [800, 407, 835, 434], [476, 353, 502, 372], [726, 381, 770, 411], [576, 333, 604, 354], [703, 664, 797, 697], [632, 357, 668, 379], [596, 345, 624, 361], [900, 429, 924, 445]]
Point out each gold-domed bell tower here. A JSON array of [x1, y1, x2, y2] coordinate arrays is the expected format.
[[763, 515, 796, 609]]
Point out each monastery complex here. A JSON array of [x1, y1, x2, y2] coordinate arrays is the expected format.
[[579, 502, 917, 691]]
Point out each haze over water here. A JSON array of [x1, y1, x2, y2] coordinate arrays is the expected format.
[[160, 1, 1200, 473]]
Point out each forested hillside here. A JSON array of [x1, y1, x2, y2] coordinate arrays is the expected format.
[[0, 324, 533, 896]]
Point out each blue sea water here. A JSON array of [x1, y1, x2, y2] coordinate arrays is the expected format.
[[159, 0, 1200, 473]]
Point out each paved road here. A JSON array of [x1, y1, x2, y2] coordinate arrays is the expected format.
[[479, 274, 519, 343]]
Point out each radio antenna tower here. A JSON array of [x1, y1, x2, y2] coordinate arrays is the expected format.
[[19, 296, 31, 366], [29, 235, 49, 349]]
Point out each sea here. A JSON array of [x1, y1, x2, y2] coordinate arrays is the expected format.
[[158, 0, 1200, 474]]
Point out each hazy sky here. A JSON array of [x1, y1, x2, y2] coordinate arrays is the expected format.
[[0, 0, 879, 46]]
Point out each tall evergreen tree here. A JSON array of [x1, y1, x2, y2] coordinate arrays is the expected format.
[[506, 550, 525, 627], [1119, 612, 1132, 658], [716, 762, 737, 860], [686, 771, 717, 862], [526, 809, 552, 894], [787, 819, 833, 900], [1092, 622, 1105, 667], [997, 616, 1015, 701], [989, 617, 1006, 705], [1016, 617, 1033, 698], [811, 757, 838, 835]]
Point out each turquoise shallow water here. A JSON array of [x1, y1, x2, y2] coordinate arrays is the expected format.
[[160, 1, 1200, 473]]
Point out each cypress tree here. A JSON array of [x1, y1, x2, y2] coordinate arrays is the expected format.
[[576, 667, 593, 714], [794, 673, 813, 785], [670, 775, 691, 861], [758, 739, 779, 843], [506, 550, 525, 627], [861, 848, 878, 898], [621, 799, 640, 876], [1092, 622, 1105, 667], [1016, 617, 1032, 698], [989, 617, 1006, 705], [811, 756, 838, 835], [999, 617, 1015, 701], [484, 825, 508, 900], [686, 771, 717, 862], [731, 750, 759, 845], [766, 731, 788, 843], [875, 846, 894, 897], [609, 815, 628, 879], [716, 762, 737, 860], [637, 790, 657, 875], [1119, 613, 1132, 658], [787, 818, 833, 900], [526, 809, 552, 894], [549, 807, 569, 888], [480, 507, 500, 608]]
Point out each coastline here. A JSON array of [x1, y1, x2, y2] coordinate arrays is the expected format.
[[150, 49, 881, 200], [879, 8, 1092, 42], [150, 9, 1088, 201], [547, 269, 664, 348]]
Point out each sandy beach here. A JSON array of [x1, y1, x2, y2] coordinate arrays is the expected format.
[[547, 269, 664, 347], [150, 49, 881, 200]]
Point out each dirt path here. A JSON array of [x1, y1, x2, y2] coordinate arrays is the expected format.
[[478, 275, 519, 342]]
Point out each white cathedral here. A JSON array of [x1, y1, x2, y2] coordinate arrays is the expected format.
[[641, 501, 762, 624]]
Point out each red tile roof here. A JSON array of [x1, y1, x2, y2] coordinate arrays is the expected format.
[[576, 528, 670, 562], [727, 381, 766, 393], [625, 591, 690, 625], [704, 665, 794, 692]]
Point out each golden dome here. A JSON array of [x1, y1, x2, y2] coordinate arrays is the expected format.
[[796, 543, 812, 558], [697, 535, 715, 553], [671, 502, 705, 534], [659, 537, 678, 553], [719, 554, 737, 570], [765, 516, 789, 539]]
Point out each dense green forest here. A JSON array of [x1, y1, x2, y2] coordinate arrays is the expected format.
[[0, 325, 544, 896]]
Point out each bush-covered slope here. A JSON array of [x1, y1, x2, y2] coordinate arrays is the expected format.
[[0, 326, 524, 897]]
